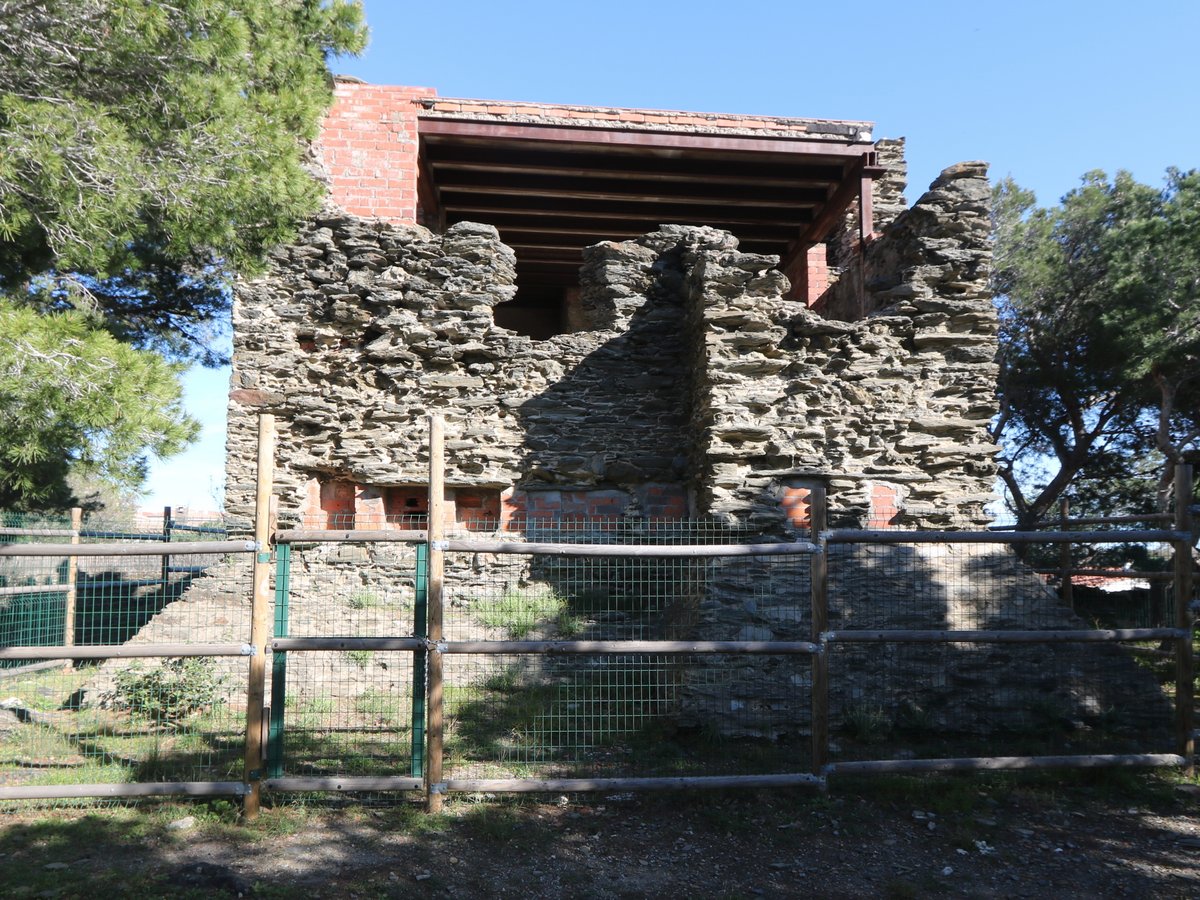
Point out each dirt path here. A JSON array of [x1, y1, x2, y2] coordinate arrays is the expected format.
[[1, 774, 1198, 898]]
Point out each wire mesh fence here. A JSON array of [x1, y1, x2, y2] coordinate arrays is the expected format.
[[1, 490, 1193, 807], [437, 529, 814, 783], [441, 652, 812, 781], [266, 528, 422, 783], [0, 511, 250, 805]]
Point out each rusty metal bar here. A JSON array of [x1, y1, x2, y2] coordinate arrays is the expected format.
[[0, 781, 248, 800], [274, 528, 428, 544], [436, 640, 820, 655], [824, 529, 1184, 545], [0, 643, 254, 660], [271, 637, 423, 652], [823, 628, 1185, 643], [827, 754, 1186, 776], [443, 539, 817, 557], [0, 540, 255, 558], [442, 774, 824, 793], [264, 776, 423, 793]]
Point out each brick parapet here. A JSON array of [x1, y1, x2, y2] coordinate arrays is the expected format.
[[317, 81, 436, 223], [421, 97, 872, 140]]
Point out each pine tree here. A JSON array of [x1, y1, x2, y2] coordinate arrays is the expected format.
[[0, 0, 367, 363], [991, 169, 1200, 526], [0, 1, 366, 508]]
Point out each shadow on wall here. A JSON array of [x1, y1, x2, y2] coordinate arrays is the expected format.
[[512, 234, 694, 509]]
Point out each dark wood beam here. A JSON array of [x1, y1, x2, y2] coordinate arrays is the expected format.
[[792, 154, 886, 246], [491, 222, 794, 243], [444, 202, 812, 229], [419, 117, 874, 159], [416, 137, 445, 231], [509, 245, 584, 257], [436, 173, 825, 207], [426, 144, 846, 188]]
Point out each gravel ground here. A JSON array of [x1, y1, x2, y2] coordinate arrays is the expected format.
[[1, 773, 1198, 898]]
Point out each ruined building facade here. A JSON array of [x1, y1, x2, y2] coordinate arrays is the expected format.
[[178, 82, 1170, 742], [224, 80, 998, 533]]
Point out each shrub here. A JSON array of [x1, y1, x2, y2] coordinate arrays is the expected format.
[[113, 657, 225, 723]]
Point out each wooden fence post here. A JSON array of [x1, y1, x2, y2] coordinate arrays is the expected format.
[[810, 485, 830, 780], [243, 414, 276, 819], [1174, 463, 1194, 775], [425, 415, 447, 812], [62, 507, 81, 656], [1059, 497, 1073, 610]]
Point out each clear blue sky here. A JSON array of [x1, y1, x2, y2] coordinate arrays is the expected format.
[[141, 0, 1200, 511]]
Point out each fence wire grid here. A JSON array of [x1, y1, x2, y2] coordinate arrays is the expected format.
[[0, 512, 246, 805], [0, 502, 1193, 807]]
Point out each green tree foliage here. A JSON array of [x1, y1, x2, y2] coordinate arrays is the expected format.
[[991, 169, 1200, 528], [0, 1, 365, 509], [0, 0, 367, 363], [0, 299, 199, 508]]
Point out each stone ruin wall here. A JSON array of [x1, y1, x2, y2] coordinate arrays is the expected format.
[[92, 156, 1170, 743], [222, 159, 1000, 535]]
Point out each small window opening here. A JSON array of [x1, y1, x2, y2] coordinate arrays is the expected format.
[[494, 284, 575, 339], [385, 487, 429, 529]]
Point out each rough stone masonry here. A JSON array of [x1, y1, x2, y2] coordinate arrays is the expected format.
[[222, 164, 998, 533], [100, 91, 1170, 746]]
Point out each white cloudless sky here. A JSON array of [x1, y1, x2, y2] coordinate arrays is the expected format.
[[141, 0, 1200, 512]]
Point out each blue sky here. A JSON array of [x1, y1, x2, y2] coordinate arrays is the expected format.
[[141, 0, 1200, 511]]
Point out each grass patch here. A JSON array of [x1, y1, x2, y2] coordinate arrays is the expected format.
[[344, 649, 374, 668], [347, 591, 380, 610], [474, 585, 582, 639], [354, 688, 403, 725]]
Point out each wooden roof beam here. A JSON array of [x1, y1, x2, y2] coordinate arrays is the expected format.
[[491, 223, 794, 243], [438, 180, 823, 208], [792, 152, 885, 246], [426, 147, 846, 188], [419, 117, 874, 159], [444, 204, 812, 229]]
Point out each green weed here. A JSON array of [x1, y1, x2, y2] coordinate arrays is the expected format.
[[474, 585, 581, 639], [344, 649, 374, 668], [842, 704, 891, 743], [111, 658, 225, 724], [347, 591, 379, 610]]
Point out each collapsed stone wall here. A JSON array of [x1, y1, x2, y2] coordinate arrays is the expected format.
[[683, 161, 997, 530], [131, 158, 1164, 745], [225, 217, 696, 528], [226, 162, 998, 533]]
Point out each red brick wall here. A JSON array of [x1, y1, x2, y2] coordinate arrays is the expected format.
[[867, 483, 901, 528], [780, 486, 811, 529], [317, 80, 436, 223], [301, 479, 688, 530], [500, 485, 689, 528], [782, 243, 830, 306]]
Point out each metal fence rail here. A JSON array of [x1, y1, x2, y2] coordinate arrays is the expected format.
[[1, 415, 1195, 813], [0, 498, 245, 805]]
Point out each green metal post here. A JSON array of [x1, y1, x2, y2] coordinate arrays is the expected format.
[[160, 505, 172, 591], [410, 542, 428, 778], [267, 543, 291, 778]]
